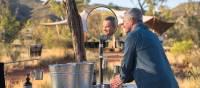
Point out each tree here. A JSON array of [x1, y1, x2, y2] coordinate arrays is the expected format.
[[130, 0, 167, 15], [158, 6, 172, 20], [49, 0, 66, 18], [0, 2, 20, 43], [44, 0, 87, 62], [66, 0, 86, 62], [167, 1, 200, 46]]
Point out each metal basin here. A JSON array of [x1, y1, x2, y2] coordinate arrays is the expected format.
[[49, 62, 94, 88], [49, 63, 77, 88]]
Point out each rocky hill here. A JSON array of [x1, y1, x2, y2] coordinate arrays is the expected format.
[[171, 1, 200, 19]]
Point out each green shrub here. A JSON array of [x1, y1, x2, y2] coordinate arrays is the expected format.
[[171, 40, 193, 54]]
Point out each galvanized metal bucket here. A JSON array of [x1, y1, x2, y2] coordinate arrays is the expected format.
[[49, 63, 77, 88], [77, 62, 94, 88], [49, 62, 94, 88], [32, 69, 43, 80]]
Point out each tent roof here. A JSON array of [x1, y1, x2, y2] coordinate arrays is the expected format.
[[143, 16, 174, 35], [114, 10, 174, 35]]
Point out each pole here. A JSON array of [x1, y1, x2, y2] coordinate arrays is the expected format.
[[0, 63, 6, 88], [99, 38, 104, 87]]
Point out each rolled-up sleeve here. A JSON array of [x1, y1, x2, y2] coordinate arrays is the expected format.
[[120, 33, 137, 83]]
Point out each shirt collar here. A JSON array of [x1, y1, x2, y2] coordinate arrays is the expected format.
[[131, 22, 145, 32]]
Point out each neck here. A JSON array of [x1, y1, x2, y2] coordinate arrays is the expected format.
[[131, 22, 143, 32], [131, 23, 138, 32]]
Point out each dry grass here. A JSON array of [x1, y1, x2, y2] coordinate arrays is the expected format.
[[4, 48, 200, 88], [6, 72, 51, 88], [4, 48, 73, 88], [178, 77, 200, 88], [166, 49, 200, 88]]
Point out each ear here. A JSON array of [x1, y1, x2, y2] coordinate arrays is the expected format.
[[131, 18, 135, 25]]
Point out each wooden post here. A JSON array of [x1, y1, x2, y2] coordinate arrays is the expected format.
[[66, 0, 86, 62], [0, 63, 5, 88]]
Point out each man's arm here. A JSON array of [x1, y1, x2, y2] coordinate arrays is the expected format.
[[120, 33, 137, 83]]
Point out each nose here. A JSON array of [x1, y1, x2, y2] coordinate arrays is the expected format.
[[103, 27, 108, 31], [120, 24, 125, 29], [103, 27, 106, 31]]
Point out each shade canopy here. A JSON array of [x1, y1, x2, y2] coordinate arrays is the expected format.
[[143, 16, 174, 35]]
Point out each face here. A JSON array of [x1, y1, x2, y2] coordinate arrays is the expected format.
[[102, 20, 115, 36], [122, 17, 135, 33]]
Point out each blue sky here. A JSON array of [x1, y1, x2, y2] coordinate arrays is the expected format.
[[41, 0, 192, 8], [89, 0, 189, 8]]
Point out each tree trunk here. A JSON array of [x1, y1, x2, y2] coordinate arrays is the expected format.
[[138, 0, 145, 15], [66, 0, 86, 62]]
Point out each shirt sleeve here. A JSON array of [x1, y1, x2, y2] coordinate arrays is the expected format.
[[120, 33, 137, 83]]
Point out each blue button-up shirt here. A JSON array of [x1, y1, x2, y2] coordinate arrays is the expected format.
[[120, 23, 179, 88]]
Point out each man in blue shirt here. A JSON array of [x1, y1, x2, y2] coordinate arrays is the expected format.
[[110, 8, 179, 88]]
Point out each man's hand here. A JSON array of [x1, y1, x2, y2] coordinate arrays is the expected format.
[[110, 74, 123, 88]]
